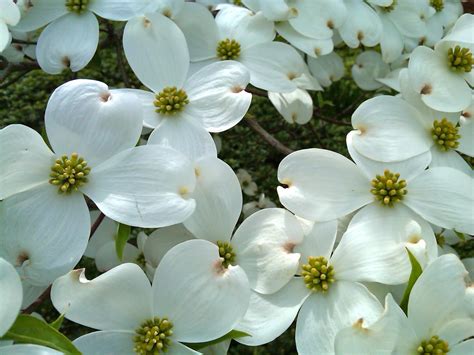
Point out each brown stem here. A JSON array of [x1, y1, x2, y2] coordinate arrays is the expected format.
[[22, 286, 51, 314], [245, 115, 294, 155], [90, 212, 106, 239], [246, 86, 267, 97]]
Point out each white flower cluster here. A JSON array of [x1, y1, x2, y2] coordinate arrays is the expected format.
[[0, 1, 473, 355]]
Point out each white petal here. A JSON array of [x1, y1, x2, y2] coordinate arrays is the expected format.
[[429, 148, 472, 176], [347, 130, 432, 181], [84, 212, 117, 259], [0, 185, 89, 286], [0, 0, 20, 25], [335, 294, 415, 355], [294, 220, 338, 264], [307, 52, 345, 87], [173, 2, 219, 61], [296, 281, 383, 355], [36, 13, 99, 74], [351, 50, 389, 91], [45, 79, 142, 166], [113, 88, 159, 129], [184, 60, 251, 132], [379, 15, 404, 64], [51, 264, 152, 331], [215, 6, 274, 49], [458, 113, 474, 157], [0, 124, 53, 199], [351, 95, 431, 162], [405, 167, 474, 234], [232, 208, 304, 294], [73, 331, 135, 354], [149, 0, 184, 18], [331, 203, 437, 284], [152, 240, 250, 342], [276, 21, 333, 58], [450, 339, 474, 355], [123, 13, 189, 92], [268, 89, 313, 125], [338, 0, 382, 48], [0, 22, 10, 52], [143, 225, 195, 271], [289, 0, 347, 39], [0, 345, 62, 355], [436, 13, 474, 53], [0, 258, 22, 336], [167, 342, 202, 355], [13, 1, 67, 32], [239, 42, 300, 93], [95, 241, 140, 272], [148, 120, 217, 161], [89, 0, 150, 20], [236, 278, 310, 346], [408, 254, 468, 339], [277, 148, 371, 221], [21, 283, 48, 309], [437, 318, 474, 346], [184, 157, 241, 243], [82, 145, 196, 228], [408, 46, 471, 112], [389, 2, 428, 38]]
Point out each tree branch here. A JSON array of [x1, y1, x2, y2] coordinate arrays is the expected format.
[[245, 115, 294, 155]]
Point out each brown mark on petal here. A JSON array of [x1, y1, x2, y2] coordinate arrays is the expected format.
[[62, 56, 71, 68], [408, 234, 421, 244], [143, 17, 151, 27], [419, 37, 426, 45], [287, 72, 298, 80], [162, 8, 172, 18], [213, 259, 227, 275], [327, 20, 334, 29], [231, 86, 244, 93], [357, 31, 364, 41], [283, 242, 296, 253], [99, 91, 111, 102], [291, 112, 298, 123], [353, 318, 369, 332], [420, 84, 432, 95], [314, 47, 322, 56], [16, 251, 30, 266], [462, 111, 471, 118], [281, 178, 292, 188]]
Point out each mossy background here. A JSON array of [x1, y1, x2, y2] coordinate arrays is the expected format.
[[1, 41, 472, 354]]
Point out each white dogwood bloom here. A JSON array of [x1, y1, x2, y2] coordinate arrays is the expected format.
[[308, 52, 345, 88], [407, 14, 474, 112], [278, 135, 474, 235], [51, 240, 250, 354], [1, 80, 197, 228], [335, 254, 474, 354], [0, 258, 22, 337], [175, 4, 319, 93], [235, 218, 404, 354], [268, 89, 314, 125], [13, 0, 150, 73], [351, 50, 390, 91], [236, 169, 258, 196], [122, 12, 251, 146], [0, 0, 20, 52]]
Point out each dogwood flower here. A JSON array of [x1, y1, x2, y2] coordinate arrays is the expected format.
[[268, 88, 314, 125], [349, 70, 472, 174], [51, 240, 250, 354], [351, 50, 390, 91], [0, 0, 20, 52], [84, 212, 144, 272], [176, 4, 319, 93], [122, 12, 251, 145], [1, 79, 197, 228], [407, 14, 474, 112], [335, 254, 474, 354], [278, 134, 474, 235], [307, 52, 345, 88], [13, 0, 150, 74], [0, 258, 22, 337], [235, 218, 417, 354], [236, 169, 258, 196]]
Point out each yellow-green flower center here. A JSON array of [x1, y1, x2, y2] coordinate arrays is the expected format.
[[65, 0, 89, 14], [301, 256, 335, 292], [417, 335, 449, 354], [217, 240, 236, 268], [136, 253, 146, 269], [447, 46, 473, 73], [432, 118, 460, 151], [49, 153, 90, 194], [232, 0, 243, 5], [370, 170, 407, 207], [154, 87, 189, 115], [134, 317, 173, 354], [381, 0, 397, 12], [430, 0, 444, 12], [216, 39, 241, 60]]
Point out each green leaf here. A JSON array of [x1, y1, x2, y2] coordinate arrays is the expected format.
[[49, 314, 65, 331], [1, 314, 80, 354], [453, 230, 466, 241], [399, 248, 423, 314], [115, 223, 131, 261], [185, 330, 250, 350]]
